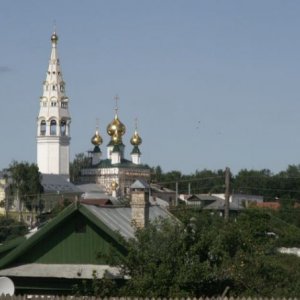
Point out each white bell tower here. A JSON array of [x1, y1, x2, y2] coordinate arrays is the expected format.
[[37, 31, 71, 178]]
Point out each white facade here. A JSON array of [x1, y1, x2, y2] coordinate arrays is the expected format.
[[131, 153, 141, 165], [37, 32, 71, 178]]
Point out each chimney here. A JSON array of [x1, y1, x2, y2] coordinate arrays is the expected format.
[[130, 180, 150, 229]]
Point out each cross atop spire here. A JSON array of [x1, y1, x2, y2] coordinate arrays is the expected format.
[[134, 117, 138, 130], [114, 94, 119, 115], [96, 117, 99, 131]]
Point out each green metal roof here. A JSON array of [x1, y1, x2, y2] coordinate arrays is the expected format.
[[130, 145, 141, 155], [90, 158, 150, 170], [107, 140, 125, 147], [93, 145, 101, 153], [112, 144, 121, 153]]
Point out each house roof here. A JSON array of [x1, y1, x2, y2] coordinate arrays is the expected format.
[[41, 174, 81, 194], [80, 199, 112, 206], [0, 263, 121, 279], [76, 183, 106, 193], [131, 179, 150, 189], [84, 204, 174, 239], [255, 202, 280, 210], [89, 158, 150, 170], [187, 194, 220, 202], [203, 198, 242, 211]]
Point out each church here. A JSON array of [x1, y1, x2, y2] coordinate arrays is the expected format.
[[36, 31, 151, 199]]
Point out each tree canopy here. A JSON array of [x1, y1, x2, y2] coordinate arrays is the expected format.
[[6, 161, 44, 211], [69, 153, 91, 183], [151, 164, 300, 202], [0, 216, 28, 243], [91, 209, 300, 298]]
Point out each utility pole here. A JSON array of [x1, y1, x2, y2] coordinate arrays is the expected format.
[[224, 167, 230, 221]]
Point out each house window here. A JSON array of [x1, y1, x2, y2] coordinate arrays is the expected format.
[[75, 219, 86, 233], [50, 120, 57, 135], [40, 120, 46, 136], [52, 85, 56, 91]]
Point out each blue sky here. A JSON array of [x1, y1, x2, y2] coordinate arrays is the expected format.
[[1, 1, 300, 175]]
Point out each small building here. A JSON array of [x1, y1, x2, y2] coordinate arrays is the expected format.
[[183, 194, 220, 208]]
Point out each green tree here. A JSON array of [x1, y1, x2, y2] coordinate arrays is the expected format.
[[233, 168, 273, 197], [108, 209, 300, 297], [7, 161, 44, 212], [0, 216, 28, 243], [69, 152, 91, 183]]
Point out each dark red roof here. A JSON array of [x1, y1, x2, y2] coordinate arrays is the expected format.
[[80, 199, 112, 206], [255, 202, 280, 210]]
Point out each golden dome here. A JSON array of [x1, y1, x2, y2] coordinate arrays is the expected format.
[[111, 132, 122, 145], [111, 181, 118, 191], [91, 130, 103, 146], [51, 32, 58, 43], [107, 114, 126, 137], [130, 130, 142, 146]]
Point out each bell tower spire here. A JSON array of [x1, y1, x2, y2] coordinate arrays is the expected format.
[[37, 31, 71, 178]]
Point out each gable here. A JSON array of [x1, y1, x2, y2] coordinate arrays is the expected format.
[[0, 204, 127, 270], [14, 211, 123, 265]]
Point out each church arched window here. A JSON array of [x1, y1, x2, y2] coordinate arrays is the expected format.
[[40, 120, 46, 136], [60, 120, 66, 136], [50, 120, 57, 135]]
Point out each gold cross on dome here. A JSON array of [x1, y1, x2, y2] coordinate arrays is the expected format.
[[134, 117, 138, 130], [96, 117, 99, 130], [114, 95, 119, 114]]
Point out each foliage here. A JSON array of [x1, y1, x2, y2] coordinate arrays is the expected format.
[[151, 166, 225, 194], [7, 161, 44, 211], [0, 216, 28, 243], [151, 164, 300, 202], [73, 271, 119, 297], [99, 209, 300, 298], [69, 153, 91, 183], [50, 198, 73, 217]]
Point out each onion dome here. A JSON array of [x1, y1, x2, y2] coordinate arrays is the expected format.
[[130, 130, 142, 146], [107, 114, 126, 137], [111, 181, 118, 191], [91, 130, 103, 146], [51, 32, 58, 43], [111, 132, 122, 145]]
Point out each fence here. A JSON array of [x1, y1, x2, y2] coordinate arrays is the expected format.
[[0, 297, 299, 300]]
